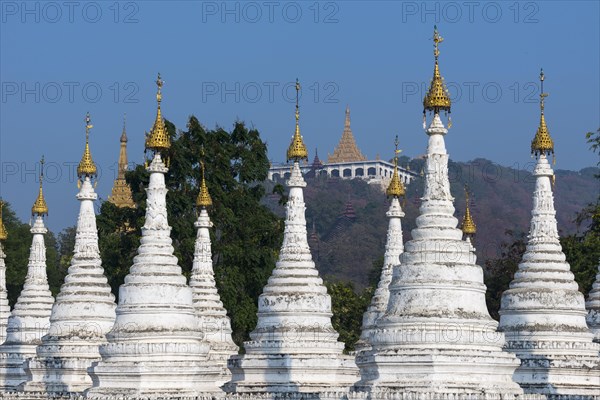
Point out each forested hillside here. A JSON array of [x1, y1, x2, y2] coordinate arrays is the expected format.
[[264, 158, 599, 290]]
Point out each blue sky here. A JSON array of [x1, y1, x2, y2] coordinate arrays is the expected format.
[[1, 1, 599, 233]]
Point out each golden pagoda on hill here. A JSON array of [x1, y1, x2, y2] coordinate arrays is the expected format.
[[327, 106, 367, 163], [108, 115, 136, 208]]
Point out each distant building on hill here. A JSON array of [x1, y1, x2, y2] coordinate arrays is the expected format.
[[268, 107, 418, 188]]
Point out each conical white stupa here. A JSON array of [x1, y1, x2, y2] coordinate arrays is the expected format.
[[0, 201, 10, 345], [355, 139, 405, 353], [0, 160, 55, 390], [86, 75, 220, 397], [23, 114, 117, 393], [225, 80, 359, 394], [498, 70, 600, 396], [355, 28, 524, 396], [586, 260, 600, 341], [190, 161, 238, 386]]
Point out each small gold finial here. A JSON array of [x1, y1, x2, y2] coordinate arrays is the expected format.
[[0, 200, 8, 241], [145, 73, 171, 153], [423, 25, 452, 116], [31, 156, 49, 217], [461, 186, 476, 237], [196, 159, 213, 209], [77, 112, 98, 180], [286, 78, 309, 162], [531, 68, 554, 157], [386, 135, 406, 198]]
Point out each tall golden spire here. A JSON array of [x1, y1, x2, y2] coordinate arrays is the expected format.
[[423, 26, 451, 124], [196, 154, 213, 209], [286, 78, 309, 162], [109, 114, 136, 208], [31, 156, 49, 217], [531, 68, 554, 158], [461, 186, 476, 237], [77, 112, 98, 181], [145, 73, 171, 158], [386, 135, 406, 198], [0, 200, 8, 241]]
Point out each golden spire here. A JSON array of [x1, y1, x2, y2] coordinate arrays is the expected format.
[[145, 73, 171, 153], [286, 78, 309, 162], [461, 186, 476, 237], [0, 200, 8, 241], [531, 68, 554, 157], [196, 157, 213, 209], [77, 112, 98, 180], [386, 135, 406, 198], [31, 156, 49, 217], [121, 113, 128, 143], [423, 26, 451, 117]]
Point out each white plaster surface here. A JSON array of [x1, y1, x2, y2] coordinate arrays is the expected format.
[[190, 207, 238, 386], [355, 115, 524, 396], [355, 197, 404, 353], [0, 216, 54, 390], [587, 260, 600, 341], [499, 154, 600, 397], [23, 177, 117, 393], [226, 162, 359, 393], [86, 154, 221, 398]]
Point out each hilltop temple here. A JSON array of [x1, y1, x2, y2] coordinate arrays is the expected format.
[[268, 107, 418, 188], [0, 27, 599, 400]]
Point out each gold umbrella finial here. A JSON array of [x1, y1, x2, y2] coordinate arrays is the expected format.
[[77, 112, 98, 181], [461, 185, 476, 237], [196, 147, 213, 209], [286, 78, 309, 162], [423, 25, 452, 126], [31, 156, 49, 217], [531, 68, 554, 159], [145, 73, 171, 157], [386, 135, 406, 198]]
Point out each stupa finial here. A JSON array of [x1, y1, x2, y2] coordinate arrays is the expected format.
[[531, 68, 554, 159], [121, 113, 128, 143], [31, 156, 49, 217], [386, 135, 406, 198], [145, 73, 171, 165], [77, 112, 98, 182], [196, 148, 213, 209], [461, 185, 476, 237], [286, 78, 309, 162], [423, 25, 452, 127], [0, 200, 7, 241]]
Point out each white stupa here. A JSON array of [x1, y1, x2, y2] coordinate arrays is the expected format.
[[225, 80, 359, 394], [355, 27, 524, 396], [498, 70, 600, 396], [23, 114, 117, 393], [355, 139, 405, 354], [587, 260, 600, 341], [0, 160, 55, 390], [86, 75, 220, 398], [0, 201, 10, 344], [190, 160, 238, 386]]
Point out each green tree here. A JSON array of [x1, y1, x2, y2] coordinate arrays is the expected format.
[[325, 281, 372, 353], [484, 231, 527, 320]]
